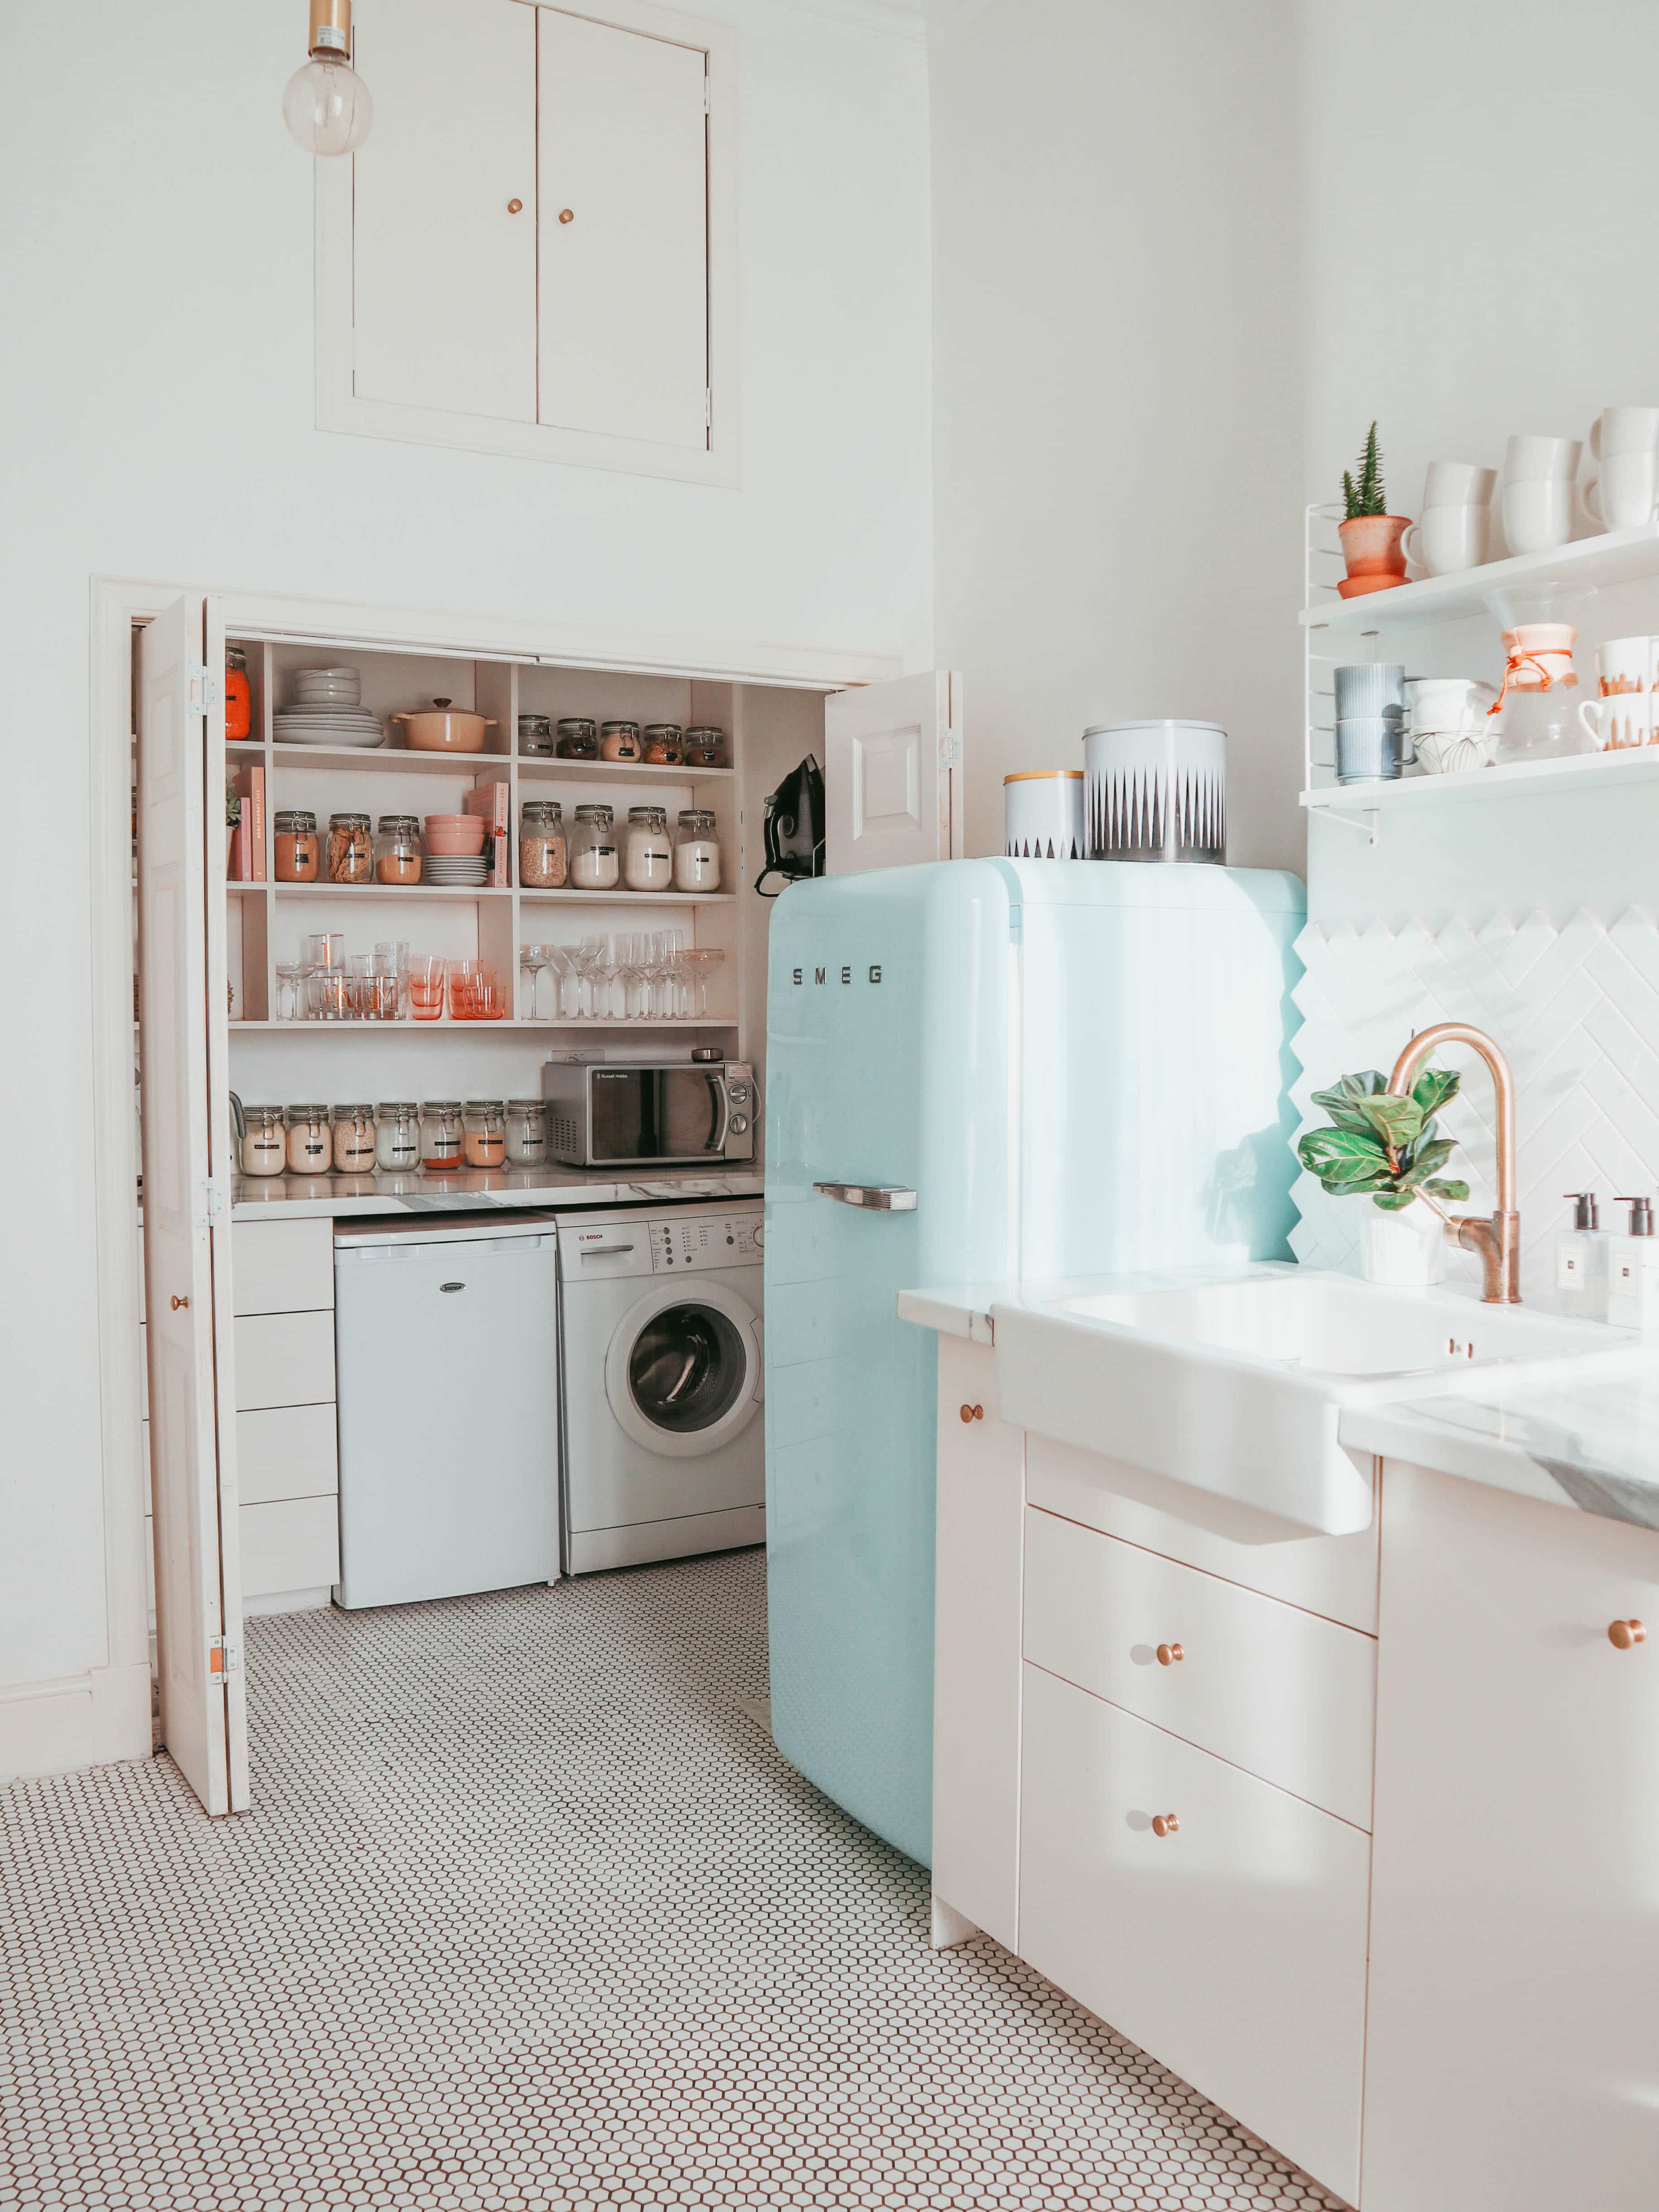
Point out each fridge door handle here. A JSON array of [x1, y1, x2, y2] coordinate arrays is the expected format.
[[813, 1181, 918, 1212]]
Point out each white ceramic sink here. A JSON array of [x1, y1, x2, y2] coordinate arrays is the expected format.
[[991, 1266, 1643, 1535]]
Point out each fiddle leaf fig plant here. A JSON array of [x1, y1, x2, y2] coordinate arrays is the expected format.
[[1297, 1067, 1471, 1213]]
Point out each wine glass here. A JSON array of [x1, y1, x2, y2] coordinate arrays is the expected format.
[[519, 945, 539, 1021], [572, 936, 605, 1019], [690, 945, 725, 1018], [533, 945, 562, 1023]]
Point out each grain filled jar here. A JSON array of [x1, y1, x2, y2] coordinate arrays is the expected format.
[[672, 809, 722, 892], [331, 1102, 377, 1174], [419, 1100, 464, 1170], [518, 714, 555, 757], [569, 804, 620, 890], [374, 815, 422, 886], [556, 717, 599, 760], [682, 725, 726, 768], [374, 1101, 421, 1171], [240, 1105, 287, 1177], [225, 644, 252, 742], [623, 806, 673, 892], [642, 723, 683, 765], [327, 811, 372, 884], [284, 1104, 331, 1175], [463, 1099, 507, 1168], [274, 809, 320, 882], [600, 720, 642, 764], [505, 1099, 547, 1167], [519, 799, 568, 889]]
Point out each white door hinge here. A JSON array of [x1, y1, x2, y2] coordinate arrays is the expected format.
[[199, 1179, 227, 1227], [939, 732, 962, 765], [209, 1634, 242, 1686], [187, 668, 222, 716]]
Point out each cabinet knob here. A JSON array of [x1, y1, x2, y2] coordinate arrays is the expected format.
[[507, 197, 523, 214], [170, 1294, 189, 1311], [1609, 1618, 1647, 1650], [958, 1403, 983, 1424], [1156, 1642, 1184, 1666], [1151, 1813, 1180, 1838], [559, 207, 575, 224]]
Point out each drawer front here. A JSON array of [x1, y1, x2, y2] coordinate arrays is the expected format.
[[232, 1218, 335, 1317], [1026, 1430, 1379, 1633], [234, 1310, 336, 1412], [1024, 1507, 1376, 1828], [237, 1404, 339, 1507], [240, 1495, 340, 1599], [1019, 1665, 1368, 2206]]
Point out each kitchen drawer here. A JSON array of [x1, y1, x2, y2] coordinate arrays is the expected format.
[[238, 1404, 338, 1507], [1026, 1430, 1379, 1634], [1024, 1507, 1376, 1829], [234, 1310, 336, 1412], [233, 1217, 334, 1317], [239, 1495, 339, 1601], [1019, 1664, 1368, 2206]]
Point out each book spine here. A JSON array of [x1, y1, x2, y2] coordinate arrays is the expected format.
[[247, 766, 266, 882], [233, 770, 252, 884], [494, 778, 510, 888]]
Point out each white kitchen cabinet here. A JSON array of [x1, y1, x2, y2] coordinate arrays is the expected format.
[[237, 1406, 338, 1510], [232, 1218, 334, 1319], [233, 1312, 336, 1414], [1363, 1462, 1659, 2212], [351, 0, 537, 424], [239, 1498, 341, 1604]]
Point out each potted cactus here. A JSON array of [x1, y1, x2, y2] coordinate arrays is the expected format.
[[1297, 1065, 1470, 1286], [1338, 423, 1410, 599]]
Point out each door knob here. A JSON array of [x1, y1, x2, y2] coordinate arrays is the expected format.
[[559, 207, 575, 224], [1609, 1618, 1647, 1650], [959, 1403, 983, 1424], [170, 1295, 189, 1311], [1156, 1642, 1184, 1666], [1151, 1813, 1180, 1838], [507, 198, 523, 213]]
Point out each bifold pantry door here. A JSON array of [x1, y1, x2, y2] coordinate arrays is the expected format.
[[136, 595, 248, 1816], [825, 672, 964, 874]]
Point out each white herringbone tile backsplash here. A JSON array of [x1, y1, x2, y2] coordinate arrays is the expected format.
[[1289, 909, 1659, 1298]]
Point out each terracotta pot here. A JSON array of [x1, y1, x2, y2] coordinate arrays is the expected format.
[[1337, 514, 1410, 599]]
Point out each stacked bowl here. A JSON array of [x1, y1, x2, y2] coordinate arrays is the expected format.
[[274, 665, 384, 749], [422, 813, 491, 888]]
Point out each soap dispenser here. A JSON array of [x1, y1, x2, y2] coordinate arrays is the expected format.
[[1556, 1191, 1609, 1320], [1607, 1196, 1659, 1329]]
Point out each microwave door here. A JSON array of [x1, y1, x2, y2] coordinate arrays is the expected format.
[[659, 1069, 725, 1160]]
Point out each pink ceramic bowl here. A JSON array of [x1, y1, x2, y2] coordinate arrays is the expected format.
[[422, 815, 488, 857]]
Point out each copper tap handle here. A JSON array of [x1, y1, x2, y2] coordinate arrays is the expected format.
[[1609, 1618, 1647, 1650]]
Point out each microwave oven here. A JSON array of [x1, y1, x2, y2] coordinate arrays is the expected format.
[[541, 1060, 757, 1167]]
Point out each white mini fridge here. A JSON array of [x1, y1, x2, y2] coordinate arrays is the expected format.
[[333, 1214, 560, 1609]]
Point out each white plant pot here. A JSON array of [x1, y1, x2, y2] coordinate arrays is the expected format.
[[1359, 1197, 1446, 1288]]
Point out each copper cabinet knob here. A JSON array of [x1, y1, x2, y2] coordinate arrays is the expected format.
[[1151, 1813, 1180, 1838], [1609, 1618, 1647, 1650], [559, 208, 575, 224], [1156, 1642, 1185, 1666], [507, 198, 523, 214], [170, 1294, 189, 1311], [958, 1403, 983, 1424]]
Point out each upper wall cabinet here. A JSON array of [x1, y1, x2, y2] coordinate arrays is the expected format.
[[317, 0, 738, 485]]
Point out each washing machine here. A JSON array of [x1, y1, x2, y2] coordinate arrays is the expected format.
[[556, 1198, 765, 1573]]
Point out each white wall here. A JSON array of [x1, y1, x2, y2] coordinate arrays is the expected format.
[[928, 0, 1305, 871], [0, 0, 930, 1726]]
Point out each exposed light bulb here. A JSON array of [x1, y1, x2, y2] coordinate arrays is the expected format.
[[284, 0, 372, 156]]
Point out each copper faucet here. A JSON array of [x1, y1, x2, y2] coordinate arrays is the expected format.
[[1385, 1022, 1520, 1305]]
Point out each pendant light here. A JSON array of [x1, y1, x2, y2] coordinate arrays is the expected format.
[[283, 0, 374, 157]]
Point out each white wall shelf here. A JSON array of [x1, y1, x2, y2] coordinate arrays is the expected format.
[[1301, 518, 1659, 635], [267, 744, 512, 778], [230, 1017, 737, 1033], [270, 883, 515, 902], [519, 888, 736, 907], [1301, 745, 1659, 845], [517, 756, 734, 784]]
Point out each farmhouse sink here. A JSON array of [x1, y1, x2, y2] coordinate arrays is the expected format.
[[990, 1265, 1644, 1536]]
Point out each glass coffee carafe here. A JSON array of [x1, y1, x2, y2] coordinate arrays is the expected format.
[[1491, 622, 1593, 766]]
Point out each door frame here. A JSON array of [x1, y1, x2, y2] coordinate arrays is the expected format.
[[87, 572, 900, 1780]]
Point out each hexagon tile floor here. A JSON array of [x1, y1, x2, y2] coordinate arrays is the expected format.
[[1, 1550, 1348, 2211]]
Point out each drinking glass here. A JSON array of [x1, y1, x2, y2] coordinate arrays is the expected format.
[[274, 963, 301, 1022], [304, 932, 344, 971], [347, 952, 376, 1020], [409, 955, 446, 1021], [447, 958, 479, 1021]]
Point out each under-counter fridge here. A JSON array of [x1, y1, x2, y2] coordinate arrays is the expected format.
[[763, 859, 1305, 1865]]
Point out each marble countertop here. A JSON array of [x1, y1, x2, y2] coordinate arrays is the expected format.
[[232, 1165, 765, 1219], [897, 1275, 1659, 1532]]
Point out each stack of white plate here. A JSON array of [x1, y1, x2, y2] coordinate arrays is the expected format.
[[293, 664, 361, 706], [422, 855, 492, 887], [275, 664, 386, 748]]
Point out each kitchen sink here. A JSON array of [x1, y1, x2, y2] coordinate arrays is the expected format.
[[991, 1266, 1644, 1536]]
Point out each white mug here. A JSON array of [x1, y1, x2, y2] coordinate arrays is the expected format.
[[1404, 676, 1500, 738], [1585, 449, 1659, 531], [1422, 460, 1497, 508], [1502, 477, 1573, 554], [1402, 504, 1489, 576], [1590, 406, 1659, 461], [1578, 693, 1658, 750], [1504, 433, 1583, 482], [1593, 633, 1659, 696]]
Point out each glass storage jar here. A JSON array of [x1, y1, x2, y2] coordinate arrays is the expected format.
[[327, 811, 372, 884], [331, 1102, 377, 1174], [419, 1100, 464, 1170], [569, 804, 620, 890], [672, 809, 722, 892], [519, 799, 568, 889], [374, 1101, 421, 1171], [225, 643, 252, 742], [505, 1099, 547, 1166], [463, 1099, 507, 1168], [624, 806, 673, 891], [681, 725, 726, 768], [240, 1105, 287, 1177], [642, 724, 683, 765], [600, 720, 642, 763], [374, 814, 422, 886], [556, 717, 599, 760], [273, 809, 319, 882], [284, 1103, 331, 1175], [518, 714, 555, 757]]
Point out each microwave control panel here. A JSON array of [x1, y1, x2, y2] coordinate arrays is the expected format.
[[649, 1215, 763, 1272]]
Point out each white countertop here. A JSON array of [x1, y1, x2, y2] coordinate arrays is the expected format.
[[233, 1165, 765, 1220], [897, 1276, 1659, 1532]]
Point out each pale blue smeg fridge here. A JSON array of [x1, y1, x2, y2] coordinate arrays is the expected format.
[[762, 858, 1304, 1865]]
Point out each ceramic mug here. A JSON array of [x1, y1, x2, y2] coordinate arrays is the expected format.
[[1590, 406, 1659, 461], [1591, 633, 1659, 695], [1502, 477, 1573, 554], [1585, 450, 1659, 531], [1404, 676, 1500, 738], [1402, 504, 1489, 576], [1421, 460, 1497, 508], [1578, 693, 1658, 750], [1504, 433, 1582, 482]]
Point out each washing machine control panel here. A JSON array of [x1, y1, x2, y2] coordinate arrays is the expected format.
[[649, 1214, 763, 1272]]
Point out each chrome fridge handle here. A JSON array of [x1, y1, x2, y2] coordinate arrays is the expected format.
[[813, 1182, 918, 1212]]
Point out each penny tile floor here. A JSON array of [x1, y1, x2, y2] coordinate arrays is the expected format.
[[1, 1550, 1347, 2208]]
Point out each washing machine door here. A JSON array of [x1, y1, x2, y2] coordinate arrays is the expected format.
[[604, 1277, 764, 1460]]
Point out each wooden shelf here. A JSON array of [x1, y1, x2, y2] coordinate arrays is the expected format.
[[1301, 520, 1659, 635], [1302, 745, 1659, 818]]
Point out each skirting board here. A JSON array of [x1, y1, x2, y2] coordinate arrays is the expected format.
[[245, 1586, 333, 1618], [0, 1660, 152, 1785]]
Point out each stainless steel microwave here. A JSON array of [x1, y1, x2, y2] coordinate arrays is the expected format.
[[541, 1060, 757, 1167]]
